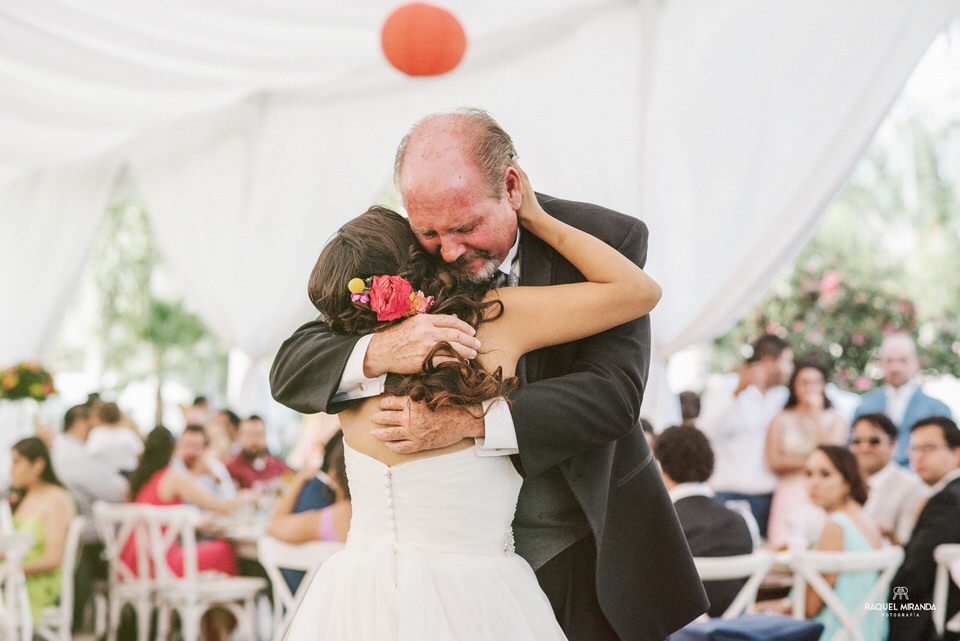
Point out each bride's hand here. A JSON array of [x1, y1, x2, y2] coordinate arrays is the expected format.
[[515, 163, 548, 229]]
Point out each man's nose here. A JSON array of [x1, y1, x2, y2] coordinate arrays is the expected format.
[[440, 240, 466, 263]]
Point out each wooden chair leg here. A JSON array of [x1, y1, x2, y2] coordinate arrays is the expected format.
[[136, 600, 152, 641]]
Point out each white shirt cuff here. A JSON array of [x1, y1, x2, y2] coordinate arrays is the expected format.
[[335, 334, 386, 401], [475, 397, 519, 456]]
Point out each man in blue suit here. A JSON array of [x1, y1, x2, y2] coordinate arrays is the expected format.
[[852, 333, 952, 467]]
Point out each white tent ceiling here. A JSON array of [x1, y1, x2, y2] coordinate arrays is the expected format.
[[2, 0, 958, 421]]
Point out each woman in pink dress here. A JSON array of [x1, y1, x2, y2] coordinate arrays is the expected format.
[[765, 361, 848, 549], [123, 426, 257, 577]]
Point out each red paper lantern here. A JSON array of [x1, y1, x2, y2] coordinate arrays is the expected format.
[[381, 3, 466, 77]]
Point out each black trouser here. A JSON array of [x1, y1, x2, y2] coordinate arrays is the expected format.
[[535, 535, 620, 641], [73, 542, 107, 631]]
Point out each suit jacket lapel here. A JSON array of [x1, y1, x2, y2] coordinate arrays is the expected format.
[[518, 227, 553, 383]]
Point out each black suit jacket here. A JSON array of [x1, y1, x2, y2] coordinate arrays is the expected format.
[[673, 494, 754, 618], [270, 194, 707, 640], [889, 476, 960, 641]]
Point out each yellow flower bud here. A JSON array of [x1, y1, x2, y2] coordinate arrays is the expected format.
[[348, 278, 367, 294]]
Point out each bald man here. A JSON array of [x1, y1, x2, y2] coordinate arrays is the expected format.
[[852, 333, 952, 467]]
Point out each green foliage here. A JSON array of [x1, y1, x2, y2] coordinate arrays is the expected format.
[[89, 195, 227, 398], [713, 259, 925, 392], [714, 109, 960, 390]]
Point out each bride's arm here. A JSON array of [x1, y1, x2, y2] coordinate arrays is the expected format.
[[485, 167, 661, 357]]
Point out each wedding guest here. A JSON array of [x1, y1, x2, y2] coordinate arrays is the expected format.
[[852, 333, 952, 467], [801, 446, 885, 641], [654, 425, 753, 618], [679, 390, 701, 427], [268, 431, 351, 592], [51, 404, 128, 629], [889, 416, 960, 641], [204, 409, 240, 463], [765, 361, 848, 549], [172, 424, 236, 499], [124, 426, 257, 577], [226, 415, 291, 490], [86, 401, 144, 475], [285, 414, 344, 512], [10, 437, 77, 624], [268, 430, 350, 545], [125, 426, 258, 641], [184, 395, 213, 426], [850, 413, 929, 545], [699, 334, 794, 537]]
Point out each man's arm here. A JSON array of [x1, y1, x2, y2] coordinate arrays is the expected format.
[[271, 314, 481, 414], [270, 319, 363, 414]]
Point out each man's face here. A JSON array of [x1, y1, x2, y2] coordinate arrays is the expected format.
[[237, 419, 267, 457], [880, 341, 917, 388], [909, 424, 960, 486], [74, 415, 93, 441], [400, 131, 519, 283], [177, 432, 206, 469], [761, 349, 794, 387], [850, 419, 894, 476]]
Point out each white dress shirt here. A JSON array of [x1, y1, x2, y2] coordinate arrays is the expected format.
[[697, 374, 785, 495], [667, 482, 714, 503], [864, 461, 930, 544], [337, 231, 522, 456], [86, 425, 144, 473], [883, 380, 918, 427], [52, 434, 129, 543]]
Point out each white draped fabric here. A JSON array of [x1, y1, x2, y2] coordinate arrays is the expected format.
[[1, 1, 958, 419]]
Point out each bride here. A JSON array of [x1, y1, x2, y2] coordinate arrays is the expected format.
[[282, 167, 661, 641]]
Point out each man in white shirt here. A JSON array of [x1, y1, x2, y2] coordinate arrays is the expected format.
[[171, 424, 236, 500], [697, 334, 793, 538], [852, 333, 952, 467], [850, 412, 929, 545], [51, 404, 129, 630]]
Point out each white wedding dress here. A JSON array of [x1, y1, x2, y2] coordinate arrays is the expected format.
[[283, 441, 567, 641]]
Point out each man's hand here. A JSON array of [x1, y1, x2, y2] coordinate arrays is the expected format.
[[363, 314, 481, 378], [734, 363, 763, 396], [370, 395, 485, 454]]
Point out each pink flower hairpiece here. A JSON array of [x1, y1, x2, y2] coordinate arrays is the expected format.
[[348, 275, 435, 322]]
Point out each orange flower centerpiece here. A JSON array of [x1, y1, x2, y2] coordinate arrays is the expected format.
[[0, 362, 56, 402]]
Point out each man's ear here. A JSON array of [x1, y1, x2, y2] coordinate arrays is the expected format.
[[504, 165, 522, 210]]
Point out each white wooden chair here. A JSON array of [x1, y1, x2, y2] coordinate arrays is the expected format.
[[933, 543, 960, 638], [257, 536, 343, 641], [142, 505, 267, 641], [93, 501, 154, 641], [0, 532, 34, 641], [789, 546, 904, 641], [35, 515, 85, 641], [693, 551, 774, 620]]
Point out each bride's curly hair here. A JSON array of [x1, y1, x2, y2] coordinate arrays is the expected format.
[[308, 206, 518, 410]]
